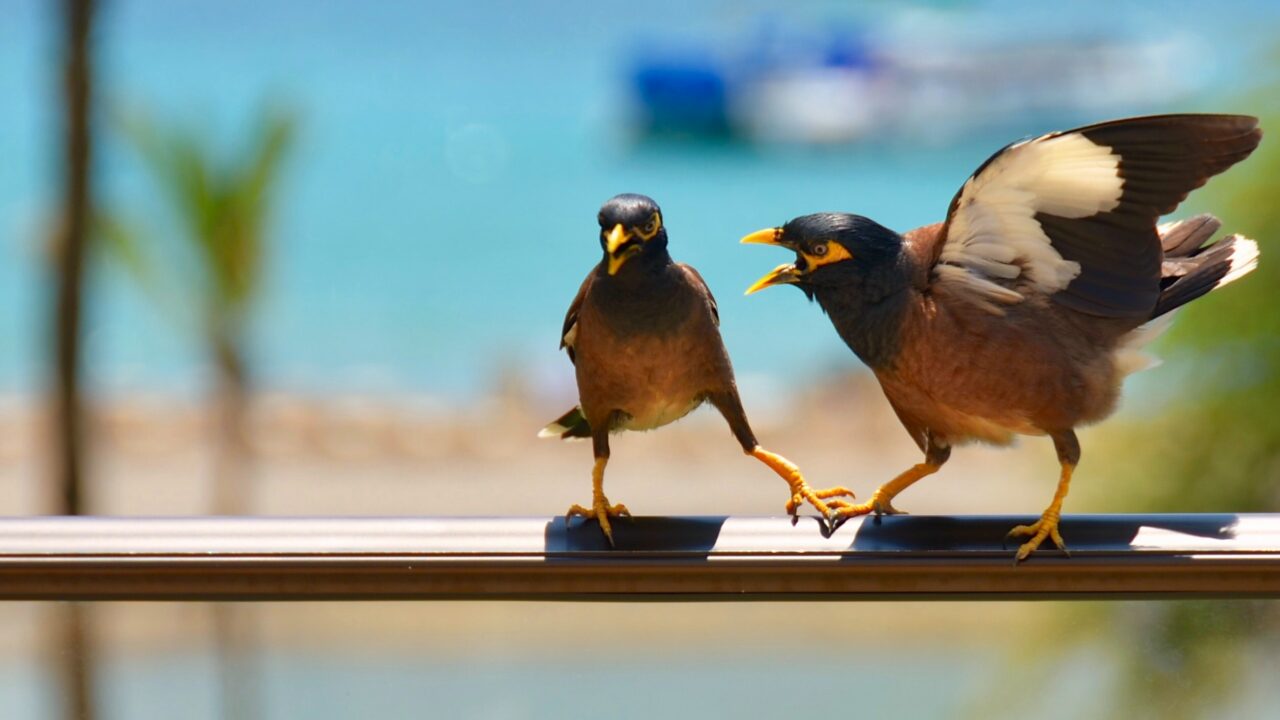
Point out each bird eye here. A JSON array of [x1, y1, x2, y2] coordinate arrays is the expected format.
[[812, 243, 829, 257], [643, 219, 658, 234]]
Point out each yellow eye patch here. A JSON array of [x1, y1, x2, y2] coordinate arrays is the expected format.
[[801, 241, 853, 270], [634, 212, 662, 241]]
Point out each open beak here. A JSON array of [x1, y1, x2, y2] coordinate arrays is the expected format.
[[605, 223, 638, 275], [741, 226, 801, 294], [739, 227, 788, 248], [744, 262, 802, 295]]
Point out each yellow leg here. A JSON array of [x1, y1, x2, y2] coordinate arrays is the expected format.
[[1007, 462, 1073, 562], [834, 462, 940, 519], [566, 457, 630, 546], [750, 446, 856, 521]]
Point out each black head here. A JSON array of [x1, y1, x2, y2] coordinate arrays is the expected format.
[[597, 193, 669, 276], [742, 213, 903, 299], [742, 213, 912, 369]]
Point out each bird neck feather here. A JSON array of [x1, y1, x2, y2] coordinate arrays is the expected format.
[[592, 251, 692, 335], [814, 254, 913, 369], [600, 243, 672, 284]]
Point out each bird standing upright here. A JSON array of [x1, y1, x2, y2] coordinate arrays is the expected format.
[[742, 114, 1262, 561], [541, 193, 855, 545]]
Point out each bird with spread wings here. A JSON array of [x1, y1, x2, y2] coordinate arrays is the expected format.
[[743, 114, 1262, 561]]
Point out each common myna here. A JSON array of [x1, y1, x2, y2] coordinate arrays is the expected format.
[[541, 193, 855, 545], [742, 114, 1262, 561]]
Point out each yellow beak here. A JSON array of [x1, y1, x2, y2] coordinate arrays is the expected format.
[[741, 226, 800, 294], [605, 223, 639, 276], [744, 262, 802, 295], [740, 227, 785, 247], [606, 224, 629, 254]]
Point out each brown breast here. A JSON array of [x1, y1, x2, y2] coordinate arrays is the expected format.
[[571, 267, 734, 432]]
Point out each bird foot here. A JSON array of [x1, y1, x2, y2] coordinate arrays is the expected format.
[[1006, 511, 1068, 563], [784, 481, 857, 525], [566, 496, 631, 547], [833, 492, 908, 519], [750, 446, 854, 527]]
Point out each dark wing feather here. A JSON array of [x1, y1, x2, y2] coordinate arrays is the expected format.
[[1050, 114, 1260, 316], [559, 272, 594, 365], [679, 264, 719, 326], [934, 114, 1261, 319]]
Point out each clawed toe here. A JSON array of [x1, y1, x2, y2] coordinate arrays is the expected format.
[[566, 497, 632, 547], [832, 493, 908, 521], [785, 483, 857, 521], [1007, 516, 1068, 563]]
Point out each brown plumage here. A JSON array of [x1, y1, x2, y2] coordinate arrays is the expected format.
[[742, 114, 1262, 561], [541, 193, 854, 545], [568, 263, 727, 436]]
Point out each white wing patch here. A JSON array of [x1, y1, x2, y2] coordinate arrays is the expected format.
[[938, 132, 1124, 310]]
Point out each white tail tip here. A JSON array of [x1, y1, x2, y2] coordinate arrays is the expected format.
[[537, 424, 567, 439], [1217, 236, 1259, 289]]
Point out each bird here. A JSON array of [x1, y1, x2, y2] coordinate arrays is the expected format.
[[741, 114, 1262, 561], [540, 193, 856, 545]]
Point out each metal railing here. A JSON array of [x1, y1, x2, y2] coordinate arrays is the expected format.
[[2, 514, 1278, 600]]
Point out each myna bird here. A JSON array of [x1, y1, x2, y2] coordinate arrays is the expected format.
[[541, 193, 855, 545], [742, 114, 1262, 561]]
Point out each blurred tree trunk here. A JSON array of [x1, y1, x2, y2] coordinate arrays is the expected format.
[[211, 325, 250, 515], [53, 0, 94, 512], [211, 323, 259, 720], [58, 604, 93, 720], [51, 1, 97, 718]]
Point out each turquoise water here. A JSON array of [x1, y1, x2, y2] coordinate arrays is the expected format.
[[2, 650, 990, 719], [1, 0, 1275, 399], [4, 641, 1279, 719]]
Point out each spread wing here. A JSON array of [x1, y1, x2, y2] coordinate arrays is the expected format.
[[559, 272, 594, 365], [679, 264, 719, 326], [931, 114, 1261, 317]]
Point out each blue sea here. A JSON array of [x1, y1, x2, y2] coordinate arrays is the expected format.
[[0, 0, 1275, 400]]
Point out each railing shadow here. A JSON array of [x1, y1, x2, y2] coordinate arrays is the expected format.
[[546, 516, 729, 554], [542, 514, 1244, 555], [843, 514, 1241, 552]]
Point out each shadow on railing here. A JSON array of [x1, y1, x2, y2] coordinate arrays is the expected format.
[[551, 513, 1244, 553]]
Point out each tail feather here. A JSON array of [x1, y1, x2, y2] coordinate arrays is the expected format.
[[1153, 232, 1259, 318], [1117, 215, 1257, 377], [1159, 213, 1221, 257], [538, 406, 591, 440]]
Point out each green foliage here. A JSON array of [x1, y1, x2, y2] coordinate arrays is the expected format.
[[1102, 601, 1272, 720], [100, 105, 295, 336]]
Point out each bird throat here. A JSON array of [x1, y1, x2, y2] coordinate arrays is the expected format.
[[813, 264, 911, 370], [594, 250, 690, 336]]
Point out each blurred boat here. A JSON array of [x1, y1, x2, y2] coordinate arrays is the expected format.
[[626, 22, 1201, 145]]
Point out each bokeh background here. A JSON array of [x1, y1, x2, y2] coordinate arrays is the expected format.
[[2, 0, 1279, 718]]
